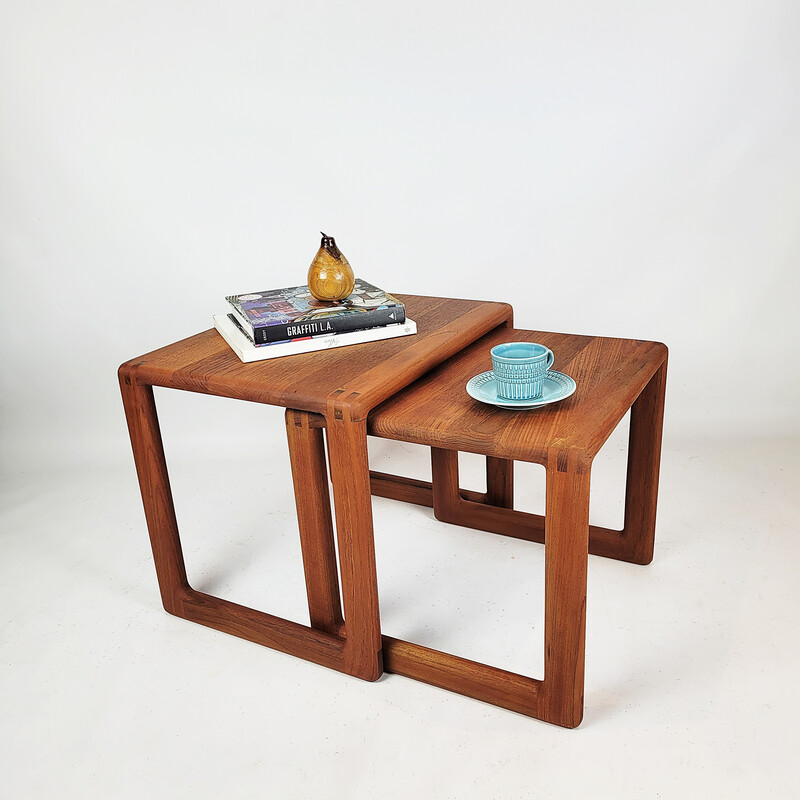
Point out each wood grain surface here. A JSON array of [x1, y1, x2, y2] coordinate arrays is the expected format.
[[369, 327, 667, 463]]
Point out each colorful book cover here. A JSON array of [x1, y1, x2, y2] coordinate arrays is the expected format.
[[226, 279, 405, 345]]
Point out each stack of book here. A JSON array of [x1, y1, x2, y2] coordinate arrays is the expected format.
[[214, 279, 416, 363]]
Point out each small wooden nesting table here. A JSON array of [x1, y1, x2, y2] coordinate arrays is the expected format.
[[365, 326, 667, 727]]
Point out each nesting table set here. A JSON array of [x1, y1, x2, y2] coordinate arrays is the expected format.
[[120, 295, 667, 727]]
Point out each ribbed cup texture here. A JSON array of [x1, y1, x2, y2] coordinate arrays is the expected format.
[[492, 360, 549, 400]]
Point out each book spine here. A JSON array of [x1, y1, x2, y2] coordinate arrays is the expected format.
[[226, 313, 255, 344], [214, 314, 417, 363], [251, 304, 406, 344]]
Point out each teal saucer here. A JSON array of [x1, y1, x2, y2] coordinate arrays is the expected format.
[[465, 370, 576, 410]]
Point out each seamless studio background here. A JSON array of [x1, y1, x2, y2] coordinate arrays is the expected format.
[[2, 2, 799, 798]]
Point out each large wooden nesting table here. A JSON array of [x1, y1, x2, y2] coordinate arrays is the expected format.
[[119, 296, 512, 683], [120, 295, 667, 728]]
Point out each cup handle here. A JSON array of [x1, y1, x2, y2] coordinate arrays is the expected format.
[[546, 348, 554, 371]]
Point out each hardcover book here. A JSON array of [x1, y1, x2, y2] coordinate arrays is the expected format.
[[226, 279, 405, 345], [213, 313, 417, 363]]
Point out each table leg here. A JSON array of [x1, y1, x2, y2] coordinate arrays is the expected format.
[[540, 449, 591, 728], [119, 376, 189, 614], [325, 415, 384, 681], [485, 457, 514, 508], [286, 410, 344, 637], [430, 447, 462, 521], [621, 358, 668, 565]]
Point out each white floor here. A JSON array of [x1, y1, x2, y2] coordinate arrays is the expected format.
[[2, 409, 799, 799]]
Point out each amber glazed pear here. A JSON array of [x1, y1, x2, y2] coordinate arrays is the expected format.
[[307, 232, 355, 301]]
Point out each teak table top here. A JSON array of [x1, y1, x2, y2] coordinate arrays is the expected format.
[[121, 295, 512, 420], [369, 327, 667, 464]]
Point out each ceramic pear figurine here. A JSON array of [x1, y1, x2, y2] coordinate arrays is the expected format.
[[307, 232, 355, 302]]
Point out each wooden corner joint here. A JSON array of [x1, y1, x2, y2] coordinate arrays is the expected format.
[[285, 408, 327, 430], [547, 446, 592, 475], [325, 389, 369, 424], [118, 360, 147, 387]]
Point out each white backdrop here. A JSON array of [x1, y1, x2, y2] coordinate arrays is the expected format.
[[2, 3, 800, 798], [2, 0, 799, 468]]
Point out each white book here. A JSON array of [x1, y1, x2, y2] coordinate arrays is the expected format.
[[213, 313, 417, 363]]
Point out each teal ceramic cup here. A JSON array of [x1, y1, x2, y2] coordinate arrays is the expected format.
[[490, 342, 555, 400]]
